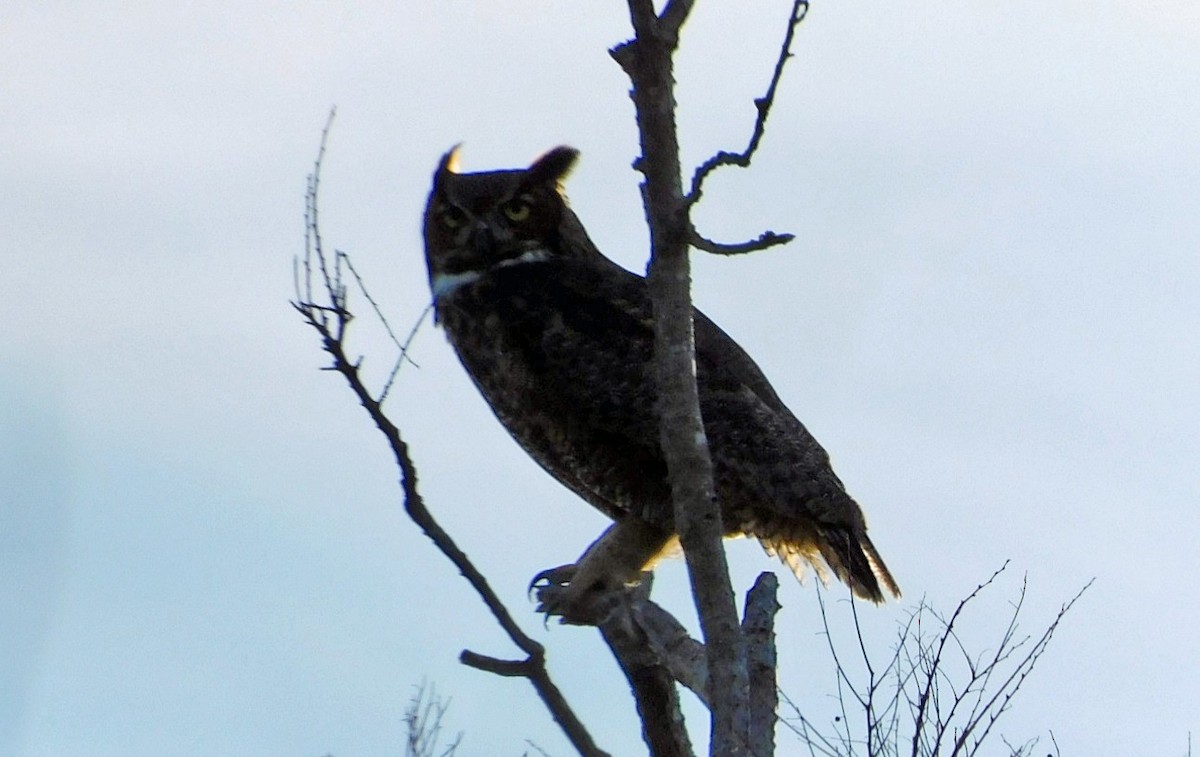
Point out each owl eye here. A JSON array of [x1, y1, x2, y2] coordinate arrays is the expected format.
[[503, 197, 532, 222], [440, 205, 468, 230]]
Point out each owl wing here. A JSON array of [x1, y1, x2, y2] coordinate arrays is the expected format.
[[484, 255, 825, 518], [693, 316, 901, 601], [482, 255, 898, 601], [480, 257, 671, 525]]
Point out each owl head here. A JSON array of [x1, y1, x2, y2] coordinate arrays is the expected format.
[[423, 146, 585, 302]]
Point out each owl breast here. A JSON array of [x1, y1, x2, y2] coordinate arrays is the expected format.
[[435, 259, 672, 526]]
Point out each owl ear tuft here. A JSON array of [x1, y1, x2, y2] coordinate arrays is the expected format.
[[436, 144, 463, 177], [526, 146, 580, 187]]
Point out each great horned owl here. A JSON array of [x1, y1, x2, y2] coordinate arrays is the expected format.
[[422, 146, 900, 610]]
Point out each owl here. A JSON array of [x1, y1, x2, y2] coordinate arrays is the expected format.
[[422, 146, 900, 613]]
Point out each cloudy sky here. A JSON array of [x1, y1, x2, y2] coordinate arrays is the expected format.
[[3, 2, 1197, 755]]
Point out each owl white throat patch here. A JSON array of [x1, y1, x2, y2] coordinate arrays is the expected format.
[[431, 247, 552, 302]]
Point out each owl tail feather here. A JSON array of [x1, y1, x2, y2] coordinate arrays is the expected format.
[[760, 531, 901, 604]]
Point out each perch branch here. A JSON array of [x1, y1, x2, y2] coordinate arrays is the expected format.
[[594, 578, 695, 757], [613, 2, 751, 752], [540, 572, 779, 756]]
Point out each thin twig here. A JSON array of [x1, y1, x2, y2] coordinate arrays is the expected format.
[[338, 252, 429, 402], [688, 228, 795, 256], [912, 562, 1010, 757], [685, 0, 809, 207], [680, 0, 808, 258], [293, 119, 608, 757], [380, 301, 433, 403], [957, 579, 1093, 755], [776, 688, 842, 757]]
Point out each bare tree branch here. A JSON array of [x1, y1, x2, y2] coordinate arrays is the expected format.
[[646, 609, 708, 707], [743, 573, 781, 757], [681, 0, 809, 260], [458, 652, 534, 678], [595, 579, 695, 757], [293, 114, 609, 757], [612, 3, 749, 752]]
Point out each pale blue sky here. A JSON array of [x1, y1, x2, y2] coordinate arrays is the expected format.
[[3, 2, 1198, 755]]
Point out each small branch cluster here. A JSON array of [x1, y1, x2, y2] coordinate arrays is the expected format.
[[779, 563, 1093, 757], [404, 681, 463, 757]]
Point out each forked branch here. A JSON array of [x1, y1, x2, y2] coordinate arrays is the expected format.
[[610, 2, 815, 753]]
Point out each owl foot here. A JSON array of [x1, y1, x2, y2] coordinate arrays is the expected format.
[[530, 564, 653, 626], [529, 563, 599, 625], [528, 564, 617, 625], [528, 563, 578, 595]]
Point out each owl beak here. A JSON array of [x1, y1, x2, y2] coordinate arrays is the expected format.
[[471, 221, 496, 257]]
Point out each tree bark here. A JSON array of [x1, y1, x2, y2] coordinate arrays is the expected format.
[[613, 3, 750, 753]]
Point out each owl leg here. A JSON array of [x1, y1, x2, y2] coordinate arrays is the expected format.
[[532, 516, 671, 623]]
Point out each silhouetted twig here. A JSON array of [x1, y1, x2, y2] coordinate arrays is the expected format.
[[685, 0, 809, 207], [778, 564, 1091, 756], [404, 681, 463, 757], [688, 227, 795, 256], [293, 112, 608, 757]]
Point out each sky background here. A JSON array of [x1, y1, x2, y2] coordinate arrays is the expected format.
[[3, 1, 1198, 755]]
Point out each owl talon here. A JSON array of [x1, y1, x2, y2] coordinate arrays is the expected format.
[[528, 563, 578, 597], [531, 565, 653, 626], [530, 564, 612, 625], [534, 583, 606, 626]]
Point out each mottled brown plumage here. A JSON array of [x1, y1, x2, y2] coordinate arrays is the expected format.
[[423, 146, 899, 606]]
